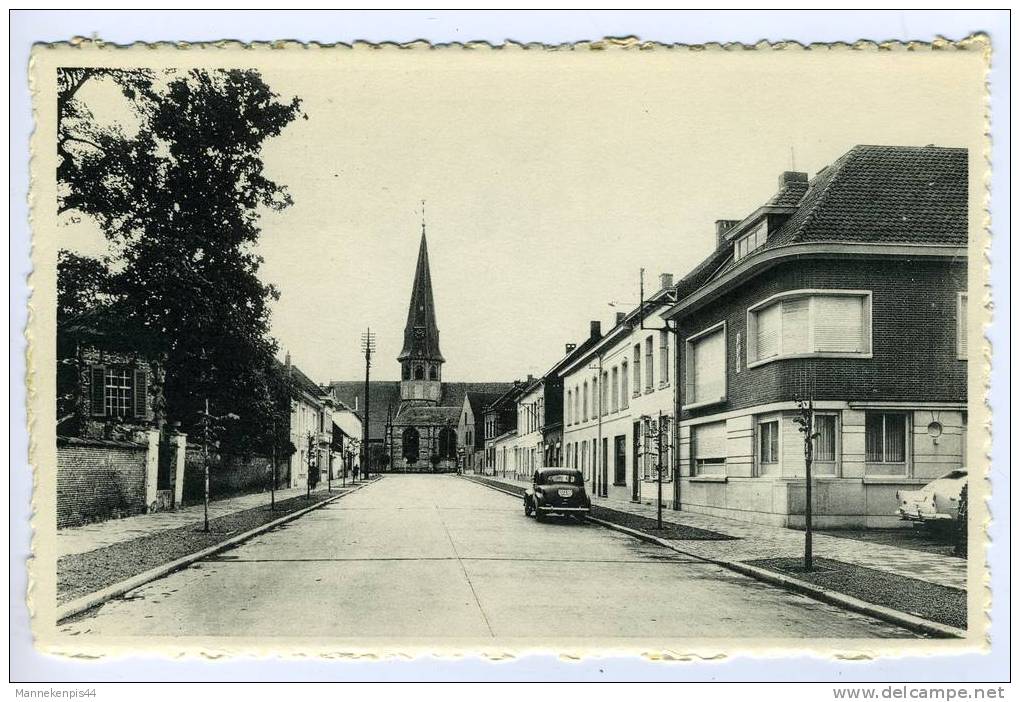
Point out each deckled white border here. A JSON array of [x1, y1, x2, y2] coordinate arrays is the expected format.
[[9, 9, 1011, 681]]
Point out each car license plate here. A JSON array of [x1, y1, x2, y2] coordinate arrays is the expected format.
[[557, 489, 572, 498]]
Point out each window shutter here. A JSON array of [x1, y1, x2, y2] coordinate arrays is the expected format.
[[693, 421, 726, 460], [90, 365, 106, 417], [692, 328, 725, 402], [813, 296, 864, 352], [133, 368, 149, 420], [756, 304, 781, 359], [781, 298, 810, 353]]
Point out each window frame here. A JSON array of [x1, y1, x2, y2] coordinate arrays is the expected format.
[[864, 410, 911, 476], [632, 343, 642, 398], [683, 321, 728, 411], [812, 411, 840, 476], [620, 360, 630, 409], [659, 329, 670, 387], [746, 289, 873, 368], [957, 291, 968, 361], [644, 336, 654, 392], [757, 419, 780, 469]]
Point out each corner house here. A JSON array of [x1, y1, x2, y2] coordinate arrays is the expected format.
[[662, 145, 969, 528]]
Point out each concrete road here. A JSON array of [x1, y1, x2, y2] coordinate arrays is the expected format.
[[60, 475, 913, 642]]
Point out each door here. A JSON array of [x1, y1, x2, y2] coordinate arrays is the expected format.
[[614, 435, 627, 486], [632, 420, 641, 501], [601, 437, 609, 495]]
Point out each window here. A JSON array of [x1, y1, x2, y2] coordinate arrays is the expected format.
[[582, 382, 589, 422], [758, 420, 779, 466], [747, 291, 871, 365], [693, 421, 726, 475], [958, 292, 968, 360], [660, 330, 670, 385], [575, 387, 580, 425], [644, 336, 654, 392], [104, 368, 133, 417], [611, 367, 619, 412], [733, 221, 767, 261], [633, 344, 641, 397], [684, 323, 727, 408], [90, 365, 147, 420], [429, 364, 438, 380], [414, 364, 424, 380], [620, 360, 629, 409], [865, 412, 908, 474], [566, 390, 572, 425], [813, 413, 838, 475]]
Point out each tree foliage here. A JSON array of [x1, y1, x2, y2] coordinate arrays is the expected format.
[[57, 67, 302, 451]]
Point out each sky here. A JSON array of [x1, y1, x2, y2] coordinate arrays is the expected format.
[[62, 47, 985, 385]]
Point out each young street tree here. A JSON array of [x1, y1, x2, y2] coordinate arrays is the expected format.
[[57, 68, 303, 449]]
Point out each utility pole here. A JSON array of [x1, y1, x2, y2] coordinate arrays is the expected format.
[[361, 328, 376, 481]]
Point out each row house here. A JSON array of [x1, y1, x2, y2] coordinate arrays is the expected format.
[[661, 144, 969, 527], [482, 383, 524, 477], [457, 392, 504, 474], [560, 287, 679, 505], [285, 353, 337, 489]]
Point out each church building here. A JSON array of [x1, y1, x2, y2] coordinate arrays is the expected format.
[[330, 223, 512, 473]]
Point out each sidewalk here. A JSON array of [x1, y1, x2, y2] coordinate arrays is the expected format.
[[58, 479, 362, 559], [469, 473, 966, 591]]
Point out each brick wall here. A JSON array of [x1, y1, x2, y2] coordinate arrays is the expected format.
[[182, 445, 280, 505], [57, 438, 148, 528], [678, 257, 967, 421]]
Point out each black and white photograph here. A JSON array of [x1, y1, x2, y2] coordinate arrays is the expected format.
[[14, 11, 1005, 686]]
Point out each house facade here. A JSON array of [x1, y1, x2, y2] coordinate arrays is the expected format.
[[482, 383, 523, 476], [561, 286, 679, 505], [662, 145, 969, 527], [285, 355, 336, 489]]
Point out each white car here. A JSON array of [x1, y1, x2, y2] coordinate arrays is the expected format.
[[896, 469, 968, 523]]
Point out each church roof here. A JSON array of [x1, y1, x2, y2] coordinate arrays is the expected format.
[[392, 404, 461, 427], [398, 230, 444, 362], [327, 380, 514, 440]]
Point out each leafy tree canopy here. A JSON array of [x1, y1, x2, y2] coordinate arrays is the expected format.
[[58, 67, 303, 452]]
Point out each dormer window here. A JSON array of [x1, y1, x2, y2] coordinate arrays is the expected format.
[[734, 220, 768, 262]]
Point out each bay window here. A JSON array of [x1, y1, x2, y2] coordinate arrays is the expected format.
[[747, 290, 872, 366], [684, 322, 727, 408]]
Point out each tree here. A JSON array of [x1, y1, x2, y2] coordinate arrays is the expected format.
[[793, 396, 819, 571], [57, 68, 303, 447]]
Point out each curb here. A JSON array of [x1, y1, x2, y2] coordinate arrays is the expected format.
[[463, 475, 965, 640], [57, 478, 378, 624]]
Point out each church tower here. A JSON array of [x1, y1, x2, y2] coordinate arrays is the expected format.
[[397, 222, 444, 403]]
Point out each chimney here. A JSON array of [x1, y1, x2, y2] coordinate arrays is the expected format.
[[615, 311, 626, 325], [778, 171, 808, 189], [715, 219, 740, 246], [659, 272, 674, 290], [590, 320, 602, 339], [565, 342, 577, 354]]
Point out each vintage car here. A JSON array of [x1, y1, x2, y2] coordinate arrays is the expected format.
[[896, 469, 968, 523], [524, 468, 591, 521]]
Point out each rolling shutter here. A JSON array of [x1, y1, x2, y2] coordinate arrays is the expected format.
[[693, 421, 726, 460], [90, 365, 106, 416], [755, 303, 780, 359], [781, 298, 810, 353], [692, 328, 725, 402], [133, 367, 149, 420], [813, 296, 864, 352]]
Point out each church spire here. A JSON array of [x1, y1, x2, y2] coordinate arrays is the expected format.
[[397, 211, 444, 364]]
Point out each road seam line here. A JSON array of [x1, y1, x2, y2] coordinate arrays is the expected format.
[[56, 478, 379, 624], [461, 475, 965, 640], [432, 500, 496, 638]]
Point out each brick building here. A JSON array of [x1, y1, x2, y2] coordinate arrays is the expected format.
[[661, 144, 969, 527]]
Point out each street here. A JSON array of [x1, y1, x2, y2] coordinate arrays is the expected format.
[[60, 475, 913, 641]]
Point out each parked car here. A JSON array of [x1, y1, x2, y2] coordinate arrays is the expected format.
[[524, 468, 591, 521], [897, 469, 968, 523]]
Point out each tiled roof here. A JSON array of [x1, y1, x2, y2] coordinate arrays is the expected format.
[[328, 380, 513, 440], [289, 364, 325, 400], [329, 381, 402, 441], [767, 144, 967, 248], [466, 392, 505, 416], [677, 144, 967, 298], [393, 404, 461, 427]]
